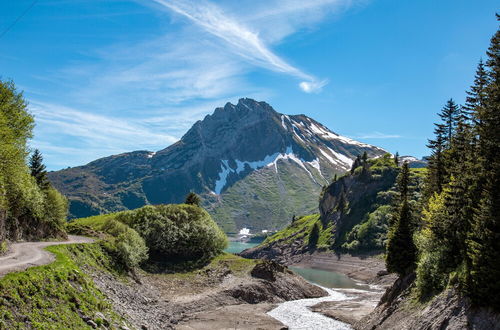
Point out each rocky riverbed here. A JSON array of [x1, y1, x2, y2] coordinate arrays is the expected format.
[[83, 255, 327, 329]]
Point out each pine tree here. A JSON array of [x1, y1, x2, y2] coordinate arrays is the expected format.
[[394, 152, 399, 166], [184, 192, 201, 206], [424, 124, 447, 198], [362, 151, 368, 164], [350, 155, 361, 174], [463, 59, 489, 125], [29, 149, 49, 189], [466, 18, 500, 310], [439, 99, 461, 144], [308, 222, 320, 248], [386, 162, 416, 276]]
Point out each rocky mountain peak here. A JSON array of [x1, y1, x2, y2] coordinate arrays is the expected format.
[[49, 98, 388, 231]]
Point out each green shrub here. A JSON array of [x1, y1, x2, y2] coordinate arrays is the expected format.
[[343, 205, 391, 251], [118, 204, 227, 262], [100, 219, 148, 269]]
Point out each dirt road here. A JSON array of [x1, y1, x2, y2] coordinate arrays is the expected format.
[[0, 235, 93, 277]]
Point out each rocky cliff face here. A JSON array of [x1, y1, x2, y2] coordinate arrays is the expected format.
[[240, 157, 402, 262], [318, 163, 398, 246], [49, 98, 386, 231], [356, 273, 500, 330]]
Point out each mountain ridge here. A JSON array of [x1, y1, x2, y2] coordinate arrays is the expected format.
[[49, 98, 387, 232]]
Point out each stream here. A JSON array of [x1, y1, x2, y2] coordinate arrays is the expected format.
[[228, 241, 372, 329], [267, 286, 352, 330], [268, 266, 371, 330]]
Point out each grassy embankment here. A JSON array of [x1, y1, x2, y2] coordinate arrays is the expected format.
[[0, 243, 127, 329]]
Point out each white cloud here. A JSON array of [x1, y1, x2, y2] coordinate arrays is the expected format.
[[150, 0, 336, 92], [352, 132, 402, 139], [299, 79, 329, 93]]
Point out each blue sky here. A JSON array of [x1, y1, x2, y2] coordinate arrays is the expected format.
[[1, 0, 498, 170]]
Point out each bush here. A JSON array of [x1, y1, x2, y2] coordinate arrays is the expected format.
[[343, 205, 391, 251], [100, 218, 148, 269], [118, 204, 227, 262]]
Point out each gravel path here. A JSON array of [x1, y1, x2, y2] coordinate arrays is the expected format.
[[0, 235, 93, 277]]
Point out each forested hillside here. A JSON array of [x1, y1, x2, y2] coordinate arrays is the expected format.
[[357, 18, 500, 329], [0, 80, 67, 247], [240, 154, 425, 261], [386, 19, 500, 308]]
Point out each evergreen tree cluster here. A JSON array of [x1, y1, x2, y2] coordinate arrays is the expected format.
[[386, 18, 500, 310]]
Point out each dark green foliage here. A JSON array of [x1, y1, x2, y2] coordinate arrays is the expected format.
[[350, 155, 362, 174], [184, 192, 201, 206], [439, 99, 460, 143], [386, 162, 416, 276], [425, 120, 448, 198], [118, 204, 227, 262], [394, 152, 399, 166], [320, 154, 402, 251], [343, 205, 391, 251], [29, 149, 50, 190], [411, 18, 500, 311], [465, 18, 500, 310], [308, 222, 320, 248]]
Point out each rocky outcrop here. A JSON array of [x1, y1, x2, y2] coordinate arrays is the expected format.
[[49, 98, 386, 231], [240, 237, 310, 264], [319, 165, 398, 245], [356, 273, 500, 330]]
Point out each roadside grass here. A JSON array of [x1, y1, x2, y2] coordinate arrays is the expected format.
[[0, 243, 127, 329]]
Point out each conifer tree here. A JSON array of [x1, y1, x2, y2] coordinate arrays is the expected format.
[[386, 162, 416, 276], [466, 18, 500, 309], [439, 99, 461, 144], [463, 59, 489, 125], [308, 222, 320, 248], [362, 151, 368, 164], [424, 124, 447, 198], [29, 149, 49, 190], [184, 192, 201, 206], [350, 155, 361, 174], [394, 152, 399, 166]]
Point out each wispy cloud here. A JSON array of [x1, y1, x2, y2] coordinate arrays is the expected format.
[[352, 132, 402, 139], [150, 0, 333, 93], [30, 101, 179, 167], [26, 0, 366, 169]]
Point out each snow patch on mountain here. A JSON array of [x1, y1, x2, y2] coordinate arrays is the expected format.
[[307, 121, 375, 149], [281, 115, 287, 130], [214, 146, 325, 194]]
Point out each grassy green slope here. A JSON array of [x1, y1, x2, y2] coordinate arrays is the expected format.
[[205, 162, 330, 233], [0, 243, 128, 329]]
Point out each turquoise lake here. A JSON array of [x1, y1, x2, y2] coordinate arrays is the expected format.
[[225, 241, 369, 290], [224, 240, 260, 254]]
